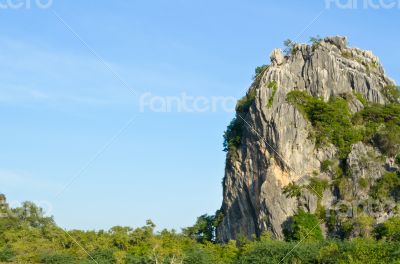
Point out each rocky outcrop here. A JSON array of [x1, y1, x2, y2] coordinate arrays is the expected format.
[[217, 36, 398, 241]]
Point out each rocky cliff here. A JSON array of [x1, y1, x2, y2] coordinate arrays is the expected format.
[[217, 36, 400, 241]]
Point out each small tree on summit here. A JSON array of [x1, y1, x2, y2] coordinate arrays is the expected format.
[[283, 39, 296, 56]]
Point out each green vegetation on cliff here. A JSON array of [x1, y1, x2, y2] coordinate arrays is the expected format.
[[223, 117, 243, 153], [286, 88, 400, 159]]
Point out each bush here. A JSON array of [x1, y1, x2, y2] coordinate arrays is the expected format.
[[375, 217, 400, 241], [317, 242, 340, 264], [354, 92, 368, 106], [267, 81, 278, 108], [40, 253, 77, 264], [0, 246, 15, 262], [342, 51, 353, 59], [182, 214, 216, 243], [223, 118, 244, 153], [88, 249, 116, 264], [236, 88, 257, 113], [358, 178, 369, 189], [358, 103, 400, 156], [183, 247, 212, 264], [309, 35, 323, 51], [307, 178, 329, 199], [287, 90, 400, 159], [284, 209, 323, 241], [361, 103, 400, 124], [351, 214, 374, 238], [372, 123, 400, 157], [371, 172, 400, 201], [253, 65, 269, 80], [125, 254, 152, 264], [321, 160, 334, 172], [282, 183, 302, 198], [382, 86, 400, 103], [396, 154, 400, 166], [286, 91, 363, 158]]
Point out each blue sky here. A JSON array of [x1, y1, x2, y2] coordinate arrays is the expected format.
[[0, 0, 399, 231]]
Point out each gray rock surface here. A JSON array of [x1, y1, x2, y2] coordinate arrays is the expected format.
[[217, 36, 397, 241]]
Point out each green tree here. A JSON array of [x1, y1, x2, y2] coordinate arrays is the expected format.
[[223, 118, 243, 153], [283, 39, 296, 56], [253, 65, 268, 80], [375, 216, 400, 241], [284, 209, 323, 241], [0, 246, 15, 262], [382, 85, 400, 103], [371, 172, 400, 201], [183, 215, 216, 243]]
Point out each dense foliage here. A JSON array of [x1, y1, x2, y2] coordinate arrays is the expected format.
[[358, 102, 400, 156], [286, 91, 363, 158], [2, 197, 400, 263], [223, 117, 243, 153], [286, 89, 400, 159], [253, 65, 269, 80], [370, 172, 400, 202], [283, 209, 324, 241], [235, 88, 256, 113]]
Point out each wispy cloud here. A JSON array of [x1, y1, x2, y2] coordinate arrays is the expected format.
[[30, 89, 50, 100], [0, 37, 135, 107], [0, 169, 61, 192]]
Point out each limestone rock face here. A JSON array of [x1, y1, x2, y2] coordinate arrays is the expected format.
[[217, 36, 397, 241], [270, 49, 284, 66]]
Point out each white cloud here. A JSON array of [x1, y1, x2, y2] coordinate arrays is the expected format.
[[30, 90, 50, 100], [0, 169, 61, 193], [0, 37, 137, 107]]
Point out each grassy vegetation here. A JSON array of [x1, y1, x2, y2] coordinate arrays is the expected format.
[[341, 50, 353, 59], [370, 172, 400, 202], [282, 182, 302, 198], [382, 85, 400, 103], [321, 160, 334, 172], [267, 81, 278, 108], [286, 91, 363, 158], [357, 101, 400, 156], [307, 178, 329, 200], [375, 216, 400, 241], [353, 92, 368, 106], [286, 89, 400, 159], [358, 178, 369, 189]]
